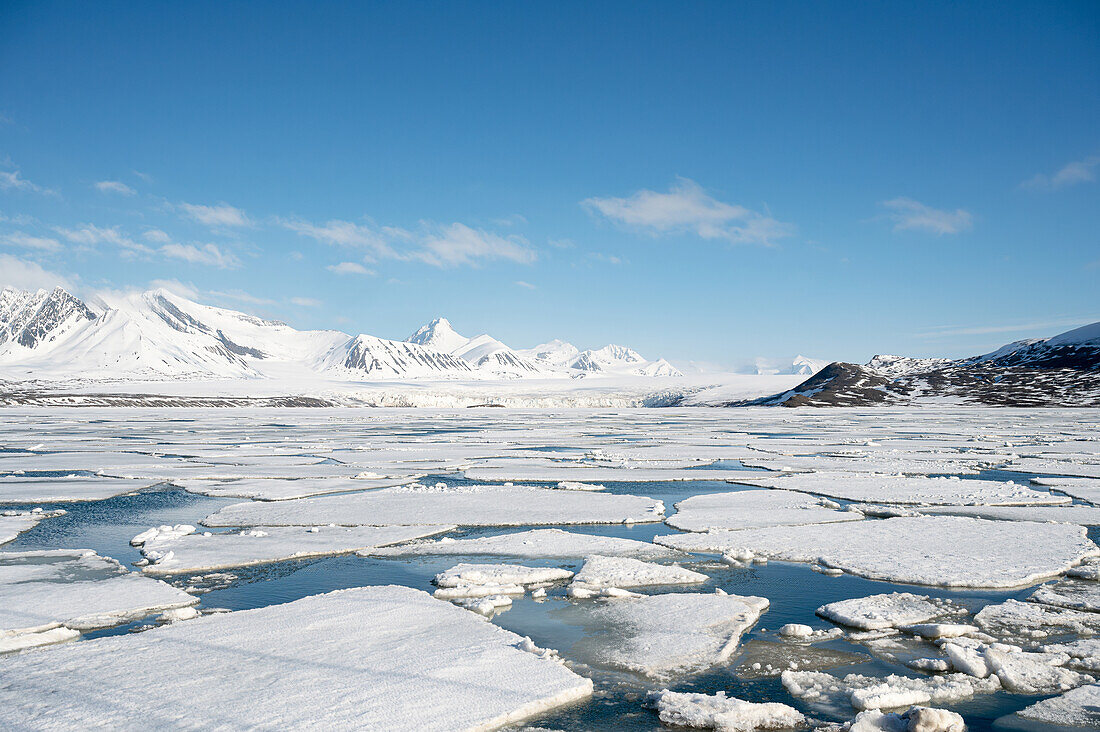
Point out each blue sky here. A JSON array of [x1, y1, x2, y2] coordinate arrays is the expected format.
[[1, 1, 1097, 369]]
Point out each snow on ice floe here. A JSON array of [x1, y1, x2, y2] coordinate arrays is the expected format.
[[736, 455, 984, 476], [0, 509, 62, 544], [1030, 579, 1100, 613], [579, 590, 768, 680], [367, 528, 682, 560], [665, 489, 862, 532], [655, 516, 1099, 588], [0, 585, 594, 730], [202, 482, 664, 527], [1032, 476, 1100, 505], [919, 504, 1100, 525], [1015, 683, 1100, 728], [133, 524, 454, 575], [817, 707, 965, 732], [0, 549, 196, 647], [464, 463, 752, 483], [171, 475, 419, 501], [1002, 458, 1100, 479], [567, 555, 707, 597], [780, 669, 1000, 715], [0, 476, 156, 502], [816, 593, 968, 631], [733, 472, 1067, 507], [433, 563, 574, 599], [647, 689, 806, 731], [975, 599, 1100, 639]]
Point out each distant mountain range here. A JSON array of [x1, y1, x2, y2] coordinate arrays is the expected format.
[[0, 287, 683, 382], [743, 322, 1100, 407]]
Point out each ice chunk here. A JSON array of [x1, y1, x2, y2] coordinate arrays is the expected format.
[[0, 586, 594, 729], [975, 598, 1100, 639], [920, 504, 1100, 525], [781, 670, 999, 716], [1016, 683, 1100, 728], [1030, 579, 1100, 612], [172, 476, 419, 500], [1001, 458, 1100, 479], [822, 707, 964, 732], [737, 472, 1064, 506], [203, 483, 664, 527], [983, 646, 1092, 694], [0, 549, 196, 645], [817, 593, 966, 631], [1032, 476, 1100, 506], [465, 464, 748, 482], [0, 476, 154, 503], [779, 624, 815, 638], [581, 591, 768, 680], [0, 626, 80, 653], [666, 489, 861, 532], [648, 689, 806, 731], [942, 643, 991, 678], [556, 481, 605, 491], [569, 555, 708, 593], [656, 516, 1099, 588], [433, 563, 573, 599], [0, 509, 62, 544], [1041, 638, 1100, 672], [368, 528, 682, 560], [138, 524, 453, 575]]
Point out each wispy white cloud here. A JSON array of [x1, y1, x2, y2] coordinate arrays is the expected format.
[[916, 316, 1099, 338], [142, 228, 172, 244], [0, 170, 55, 195], [148, 279, 201, 300], [178, 201, 251, 227], [880, 197, 972, 235], [587, 252, 624, 265], [290, 296, 322, 307], [582, 178, 793, 245], [2, 232, 62, 251], [327, 261, 373, 275], [161, 242, 241, 268], [286, 218, 535, 268], [94, 180, 135, 196], [514, 280, 536, 290], [208, 289, 276, 306], [0, 253, 75, 291], [1021, 155, 1100, 190]]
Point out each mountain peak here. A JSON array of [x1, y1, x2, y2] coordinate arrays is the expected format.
[[405, 316, 469, 353]]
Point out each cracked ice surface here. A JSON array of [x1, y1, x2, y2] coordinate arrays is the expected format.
[[0, 586, 594, 731], [0, 549, 196, 643], [0, 476, 156, 503], [665, 489, 861, 532], [136, 524, 454, 575], [816, 593, 967, 631], [1016, 684, 1100, 728], [171, 476, 421, 501], [368, 528, 682, 560], [203, 483, 664, 527], [655, 516, 1099, 588]]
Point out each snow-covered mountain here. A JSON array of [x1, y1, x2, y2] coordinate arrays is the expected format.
[[0, 287, 683, 383], [743, 355, 829, 376]]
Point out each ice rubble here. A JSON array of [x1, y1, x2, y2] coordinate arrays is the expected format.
[[647, 689, 806, 731], [781, 669, 1000, 714], [568, 555, 708, 596], [974, 598, 1100, 639], [433, 563, 573, 599], [0, 549, 196, 647], [133, 524, 454, 574], [0, 585, 594, 730], [819, 707, 964, 732], [582, 590, 768, 680], [0, 476, 155, 502], [0, 509, 60, 544], [665, 489, 861, 532], [1016, 683, 1100, 728], [655, 516, 1099, 588], [736, 455, 982, 476], [172, 476, 419, 500], [817, 593, 967, 631], [367, 528, 682, 560], [203, 483, 664, 527], [1030, 579, 1100, 613], [734, 472, 1066, 506]]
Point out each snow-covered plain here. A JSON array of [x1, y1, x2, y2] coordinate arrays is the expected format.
[[2, 407, 1099, 730]]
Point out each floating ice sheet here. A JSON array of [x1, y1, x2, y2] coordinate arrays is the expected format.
[[666, 489, 861, 532], [137, 524, 454, 574], [817, 593, 966, 631], [172, 476, 419, 501], [919, 504, 1100, 525], [569, 555, 707, 593], [1001, 459, 1100, 479], [0, 510, 59, 544], [1032, 477, 1100, 506], [203, 483, 664, 527], [780, 670, 1000, 715], [1016, 683, 1100, 728], [736, 455, 983, 476], [648, 689, 806, 731], [368, 528, 682, 560], [974, 599, 1100, 639], [0, 585, 594, 730], [0, 476, 155, 502], [464, 463, 750, 482], [1030, 579, 1100, 613], [655, 516, 1099, 588]]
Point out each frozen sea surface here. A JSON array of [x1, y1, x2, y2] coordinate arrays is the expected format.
[[1, 407, 1099, 731]]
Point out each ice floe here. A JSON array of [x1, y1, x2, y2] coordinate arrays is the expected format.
[[1002, 458, 1100, 479], [1032, 476, 1100, 505], [781, 670, 1000, 715], [647, 689, 806, 731], [433, 562, 573, 599], [567, 555, 707, 597], [919, 504, 1100, 525], [1030, 579, 1100, 613], [665, 489, 861, 532], [0, 476, 155, 502], [1015, 683, 1100, 728], [369, 528, 682, 560], [817, 593, 968, 631], [0, 549, 196, 647], [0, 585, 594, 729], [203, 482, 664, 527], [0, 508, 62, 544], [581, 590, 768, 680], [655, 516, 1099, 588], [734, 472, 1066, 506], [172, 475, 419, 500], [819, 706, 964, 732], [134, 524, 454, 574], [975, 598, 1100, 639]]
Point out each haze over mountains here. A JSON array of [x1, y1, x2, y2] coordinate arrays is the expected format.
[[0, 287, 686, 383]]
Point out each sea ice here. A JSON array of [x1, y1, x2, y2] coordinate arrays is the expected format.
[[0, 476, 155, 502], [204, 483, 664, 527], [647, 689, 806, 731], [736, 455, 982, 476], [1001, 459, 1100, 479], [919, 504, 1100, 525], [655, 516, 1099, 588], [368, 528, 683, 560], [819, 707, 964, 732], [982, 646, 1092, 694], [172, 475, 419, 500], [581, 590, 768, 680], [0, 585, 594, 730], [568, 555, 708, 594], [0, 509, 61, 544], [1015, 683, 1100, 728], [665, 489, 860, 532], [1029, 579, 1100, 613], [975, 599, 1100, 639], [0, 549, 196, 645], [817, 593, 967, 631], [732, 640, 869, 679], [1032, 476, 1100, 506], [433, 562, 573, 599], [135, 524, 454, 574], [781, 670, 999, 715]]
